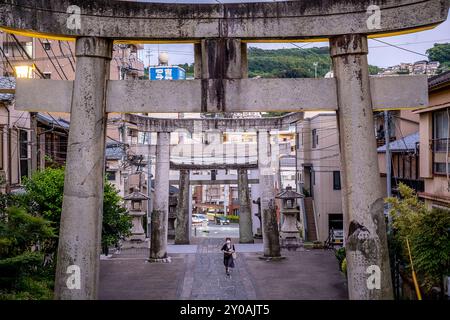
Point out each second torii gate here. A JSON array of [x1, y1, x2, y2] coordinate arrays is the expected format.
[[170, 162, 259, 245], [127, 113, 295, 259], [1, 0, 448, 300]]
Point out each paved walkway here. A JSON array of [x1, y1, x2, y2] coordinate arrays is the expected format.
[[99, 238, 347, 300], [182, 238, 257, 300]]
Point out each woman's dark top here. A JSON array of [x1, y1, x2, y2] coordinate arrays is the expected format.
[[221, 243, 235, 268]]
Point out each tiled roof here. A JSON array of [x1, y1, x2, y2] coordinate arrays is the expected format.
[[377, 132, 419, 153], [428, 70, 450, 90], [0, 77, 15, 102]]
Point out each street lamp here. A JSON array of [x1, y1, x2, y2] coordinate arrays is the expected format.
[[14, 62, 34, 79], [313, 62, 318, 78]]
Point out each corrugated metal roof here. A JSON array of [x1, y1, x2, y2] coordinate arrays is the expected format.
[[0, 77, 15, 102], [377, 132, 419, 153], [105, 142, 126, 160]]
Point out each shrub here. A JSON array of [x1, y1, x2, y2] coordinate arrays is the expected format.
[[0, 207, 56, 299], [386, 183, 450, 296], [335, 247, 346, 271], [23, 167, 131, 255], [341, 258, 347, 276]]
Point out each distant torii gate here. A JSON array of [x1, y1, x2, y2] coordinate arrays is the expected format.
[[169, 162, 259, 245], [1, 0, 448, 300], [128, 113, 295, 261]]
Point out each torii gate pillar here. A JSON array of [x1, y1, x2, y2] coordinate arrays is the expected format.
[[175, 169, 191, 245], [330, 34, 393, 300], [54, 37, 113, 300], [150, 131, 171, 262], [238, 168, 254, 244]]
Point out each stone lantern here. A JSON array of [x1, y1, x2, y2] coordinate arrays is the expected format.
[[123, 187, 149, 242], [276, 185, 304, 250]]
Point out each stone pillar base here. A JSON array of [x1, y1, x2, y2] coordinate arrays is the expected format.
[[280, 237, 304, 251], [147, 256, 172, 263], [121, 240, 148, 249], [258, 255, 286, 261]]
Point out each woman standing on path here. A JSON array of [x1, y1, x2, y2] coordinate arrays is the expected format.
[[221, 237, 235, 276]]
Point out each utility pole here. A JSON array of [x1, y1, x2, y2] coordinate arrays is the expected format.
[[313, 62, 318, 78], [384, 111, 392, 203]]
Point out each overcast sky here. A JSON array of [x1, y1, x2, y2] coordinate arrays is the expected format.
[[140, 0, 450, 68]]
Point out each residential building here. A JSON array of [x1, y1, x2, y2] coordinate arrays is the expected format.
[[296, 113, 343, 243], [378, 60, 440, 77], [415, 70, 450, 209], [0, 77, 31, 192], [0, 29, 145, 194], [376, 109, 422, 195]]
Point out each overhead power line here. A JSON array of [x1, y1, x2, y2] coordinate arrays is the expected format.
[[37, 38, 65, 80], [371, 38, 429, 58]]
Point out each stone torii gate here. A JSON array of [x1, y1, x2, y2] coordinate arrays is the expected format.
[[127, 113, 297, 258], [169, 162, 258, 245], [1, 0, 448, 300]]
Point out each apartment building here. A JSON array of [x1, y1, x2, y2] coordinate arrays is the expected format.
[[415, 71, 450, 209], [296, 113, 343, 243]]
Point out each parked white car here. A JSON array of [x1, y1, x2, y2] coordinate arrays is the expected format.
[[192, 214, 208, 225]]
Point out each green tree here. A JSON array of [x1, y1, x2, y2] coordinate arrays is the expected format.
[[177, 63, 194, 78], [22, 167, 132, 254], [0, 207, 56, 299], [247, 46, 382, 78], [101, 182, 132, 255], [22, 168, 65, 225], [386, 183, 450, 297], [426, 43, 450, 72]]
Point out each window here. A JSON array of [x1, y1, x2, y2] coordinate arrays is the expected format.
[[433, 108, 450, 174], [106, 171, 116, 181], [434, 163, 450, 174], [19, 130, 30, 180], [333, 171, 341, 190], [312, 170, 315, 185], [312, 129, 318, 148], [211, 170, 217, 181], [433, 109, 449, 152]]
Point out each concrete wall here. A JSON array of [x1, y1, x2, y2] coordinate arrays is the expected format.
[[397, 110, 420, 138]]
